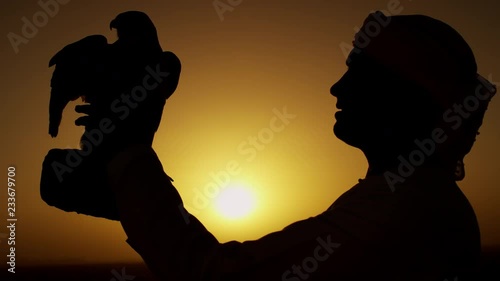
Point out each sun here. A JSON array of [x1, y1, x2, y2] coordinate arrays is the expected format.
[[215, 185, 256, 220]]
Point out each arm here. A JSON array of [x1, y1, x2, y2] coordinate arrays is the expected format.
[[107, 145, 392, 281]]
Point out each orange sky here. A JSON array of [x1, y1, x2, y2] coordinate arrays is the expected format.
[[0, 0, 499, 266]]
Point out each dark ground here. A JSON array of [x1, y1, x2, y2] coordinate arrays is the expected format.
[[0, 249, 499, 281], [0, 262, 157, 281]]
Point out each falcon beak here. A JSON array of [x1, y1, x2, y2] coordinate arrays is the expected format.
[[109, 18, 118, 30]]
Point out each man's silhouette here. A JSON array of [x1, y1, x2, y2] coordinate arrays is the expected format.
[[61, 12, 498, 280]]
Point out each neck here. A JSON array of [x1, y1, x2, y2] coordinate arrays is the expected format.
[[364, 148, 457, 181]]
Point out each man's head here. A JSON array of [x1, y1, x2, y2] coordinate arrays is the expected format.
[[331, 12, 496, 178]]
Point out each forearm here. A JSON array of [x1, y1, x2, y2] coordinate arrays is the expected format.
[[107, 145, 219, 281]]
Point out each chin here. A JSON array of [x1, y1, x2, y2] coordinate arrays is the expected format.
[[333, 122, 364, 148], [333, 122, 351, 142]]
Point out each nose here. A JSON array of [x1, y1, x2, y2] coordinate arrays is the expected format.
[[330, 72, 348, 98], [330, 82, 339, 97]]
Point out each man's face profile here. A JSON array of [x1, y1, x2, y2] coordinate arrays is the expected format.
[[330, 50, 440, 154]]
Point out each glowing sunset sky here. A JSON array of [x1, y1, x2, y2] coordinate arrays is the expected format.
[[0, 0, 499, 265]]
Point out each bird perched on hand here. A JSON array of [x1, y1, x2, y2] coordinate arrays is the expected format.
[[48, 11, 180, 154], [75, 11, 180, 157], [42, 11, 181, 221]]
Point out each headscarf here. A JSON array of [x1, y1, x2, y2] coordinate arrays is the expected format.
[[353, 11, 497, 180]]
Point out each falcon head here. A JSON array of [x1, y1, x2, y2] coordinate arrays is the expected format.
[[109, 11, 161, 52]]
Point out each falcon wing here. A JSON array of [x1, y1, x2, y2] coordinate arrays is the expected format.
[[48, 35, 109, 137]]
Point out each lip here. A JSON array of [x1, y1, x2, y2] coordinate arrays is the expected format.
[[334, 111, 343, 119]]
